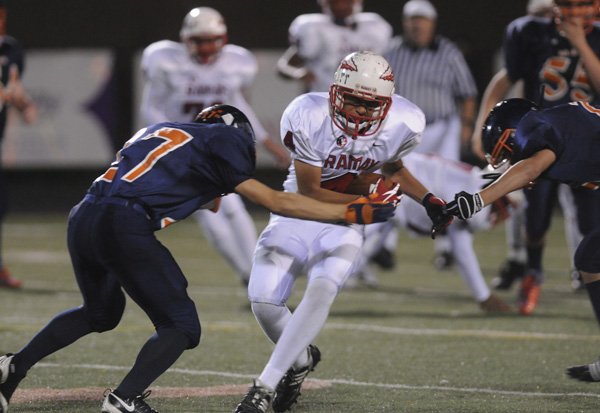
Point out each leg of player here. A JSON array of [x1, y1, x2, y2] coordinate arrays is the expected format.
[[492, 199, 527, 290], [558, 184, 585, 291], [193, 194, 257, 286], [448, 225, 512, 313]]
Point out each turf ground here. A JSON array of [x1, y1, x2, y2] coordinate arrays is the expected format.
[[1, 211, 599, 413]]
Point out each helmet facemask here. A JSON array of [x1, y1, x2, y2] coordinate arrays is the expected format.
[[329, 85, 392, 137], [485, 128, 515, 169]]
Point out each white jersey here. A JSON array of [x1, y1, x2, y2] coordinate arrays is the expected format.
[[289, 13, 392, 92], [140, 40, 268, 141], [396, 153, 493, 233], [280, 93, 424, 194]]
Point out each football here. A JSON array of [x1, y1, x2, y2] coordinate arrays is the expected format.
[[344, 172, 383, 195]]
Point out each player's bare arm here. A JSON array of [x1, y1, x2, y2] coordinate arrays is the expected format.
[[479, 149, 557, 206], [562, 19, 600, 94], [471, 69, 514, 159], [382, 160, 430, 202], [294, 159, 361, 204], [234, 178, 394, 224]]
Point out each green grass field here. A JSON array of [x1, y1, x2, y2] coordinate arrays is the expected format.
[[1, 211, 599, 413]]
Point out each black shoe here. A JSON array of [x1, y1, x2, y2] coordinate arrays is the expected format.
[[234, 380, 273, 413], [101, 389, 159, 413], [491, 259, 526, 290], [0, 354, 15, 413], [566, 359, 600, 382], [272, 345, 321, 412], [370, 248, 395, 270], [433, 251, 454, 271]]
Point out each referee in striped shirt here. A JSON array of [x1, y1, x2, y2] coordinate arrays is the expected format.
[[384, 0, 477, 163], [377, 0, 478, 271]]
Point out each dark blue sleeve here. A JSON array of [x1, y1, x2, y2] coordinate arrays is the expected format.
[[514, 111, 564, 161], [207, 127, 256, 192], [504, 19, 526, 82]]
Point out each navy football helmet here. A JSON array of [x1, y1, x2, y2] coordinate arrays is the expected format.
[[194, 104, 256, 142], [481, 98, 538, 169]]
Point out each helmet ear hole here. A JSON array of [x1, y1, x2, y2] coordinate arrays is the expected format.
[[481, 98, 538, 168], [194, 104, 256, 142]]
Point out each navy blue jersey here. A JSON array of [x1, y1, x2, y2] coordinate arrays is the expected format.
[[0, 35, 25, 139], [88, 122, 256, 229], [514, 102, 600, 187], [504, 16, 600, 107]]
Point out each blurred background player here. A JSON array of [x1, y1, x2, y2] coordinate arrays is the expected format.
[[352, 152, 513, 313], [481, 0, 579, 293], [277, 0, 392, 93], [372, 0, 477, 274], [234, 51, 452, 413], [140, 7, 290, 287], [0, 0, 37, 289], [470, 0, 600, 314]]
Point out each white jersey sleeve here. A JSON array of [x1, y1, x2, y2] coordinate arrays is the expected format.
[[140, 40, 181, 124], [380, 95, 426, 162], [280, 93, 325, 167]]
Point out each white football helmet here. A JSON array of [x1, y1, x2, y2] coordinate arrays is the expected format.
[[180, 7, 227, 63], [180, 7, 227, 38], [329, 51, 395, 138]]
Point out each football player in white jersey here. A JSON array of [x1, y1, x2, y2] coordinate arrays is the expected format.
[[352, 152, 514, 313], [277, 0, 392, 92], [234, 51, 453, 413], [140, 7, 289, 286]]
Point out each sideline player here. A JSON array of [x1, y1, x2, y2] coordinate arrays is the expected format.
[[0, 105, 396, 413], [0, 0, 37, 288], [234, 52, 452, 413], [140, 7, 290, 286], [353, 153, 513, 313], [277, 0, 392, 93], [444, 98, 600, 381]]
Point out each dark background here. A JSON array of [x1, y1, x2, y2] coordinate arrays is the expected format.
[[5, 0, 531, 212]]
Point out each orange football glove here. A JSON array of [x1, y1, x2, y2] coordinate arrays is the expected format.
[[345, 196, 396, 225]]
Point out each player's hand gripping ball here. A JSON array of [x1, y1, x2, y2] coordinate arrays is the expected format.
[[345, 196, 396, 225]]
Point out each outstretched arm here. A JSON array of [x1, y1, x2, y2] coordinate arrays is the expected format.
[[447, 149, 557, 219], [234, 178, 395, 224]]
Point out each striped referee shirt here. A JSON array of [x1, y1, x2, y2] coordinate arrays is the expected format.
[[384, 35, 477, 124]]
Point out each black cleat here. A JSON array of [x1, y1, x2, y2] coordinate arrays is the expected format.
[[491, 259, 526, 290], [433, 251, 454, 271], [370, 248, 395, 270], [0, 354, 14, 413], [272, 345, 321, 412], [234, 380, 273, 413], [567, 359, 600, 382], [101, 389, 159, 413]]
